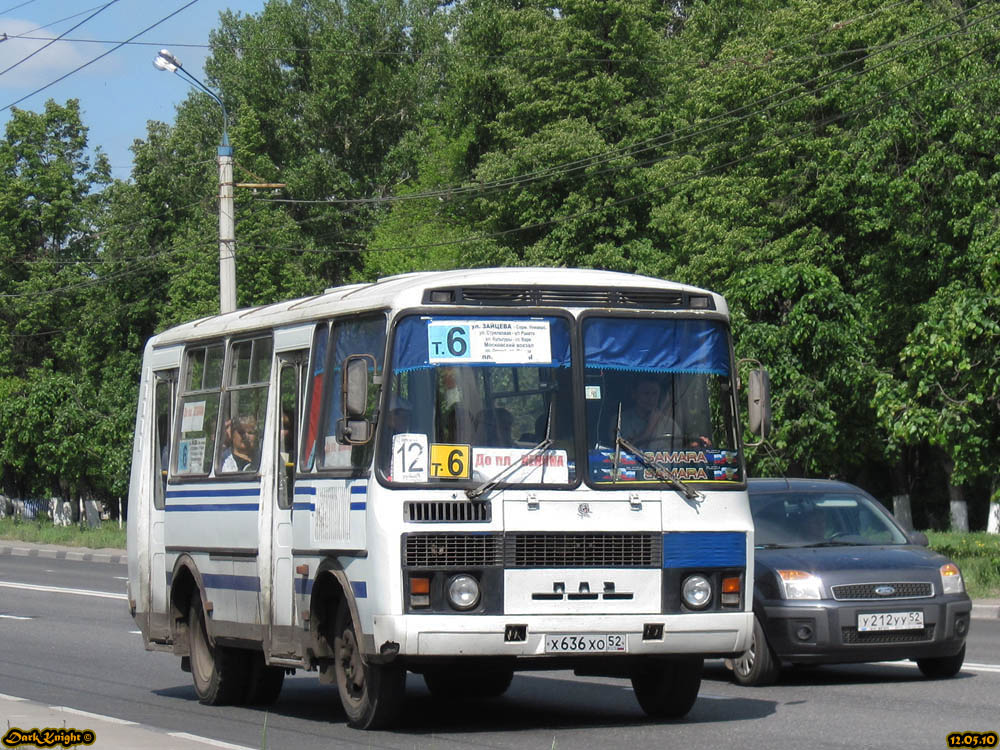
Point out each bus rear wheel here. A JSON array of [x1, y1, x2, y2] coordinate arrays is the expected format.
[[188, 597, 249, 705], [332, 600, 405, 729], [630, 657, 702, 719], [423, 665, 514, 699]]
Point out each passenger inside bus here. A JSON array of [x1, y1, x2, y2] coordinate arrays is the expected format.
[[221, 415, 258, 472]]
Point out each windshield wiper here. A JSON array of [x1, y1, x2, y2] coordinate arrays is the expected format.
[[613, 406, 701, 502], [804, 540, 855, 547], [466, 402, 554, 501]]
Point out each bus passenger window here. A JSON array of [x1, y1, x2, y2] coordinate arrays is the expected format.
[[217, 336, 272, 475]]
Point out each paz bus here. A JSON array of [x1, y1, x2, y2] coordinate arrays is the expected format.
[[126, 267, 770, 729]]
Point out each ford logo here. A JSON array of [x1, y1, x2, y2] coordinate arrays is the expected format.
[[874, 585, 896, 596]]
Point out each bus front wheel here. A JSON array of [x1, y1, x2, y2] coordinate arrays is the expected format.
[[188, 597, 249, 705], [332, 599, 405, 729], [630, 657, 702, 719]]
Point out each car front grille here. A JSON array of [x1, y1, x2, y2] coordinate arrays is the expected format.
[[841, 624, 935, 644], [831, 582, 934, 601]]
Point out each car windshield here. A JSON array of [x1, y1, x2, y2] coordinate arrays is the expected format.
[[582, 317, 742, 487], [378, 315, 575, 486], [750, 490, 909, 547]]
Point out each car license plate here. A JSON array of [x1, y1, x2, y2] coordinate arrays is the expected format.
[[857, 611, 924, 632], [544, 633, 627, 653]]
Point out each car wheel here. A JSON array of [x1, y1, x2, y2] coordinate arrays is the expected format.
[[916, 644, 965, 679], [423, 666, 514, 699], [332, 599, 406, 729], [733, 615, 780, 687], [188, 596, 250, 705], [630, 657, 703, 719]]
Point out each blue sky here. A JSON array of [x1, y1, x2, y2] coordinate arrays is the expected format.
[[0, 0, 266, 178]]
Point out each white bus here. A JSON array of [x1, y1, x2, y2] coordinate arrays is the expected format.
[[127, 267, 770, 729]]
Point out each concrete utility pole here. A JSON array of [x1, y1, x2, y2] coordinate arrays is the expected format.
[[218, 143, 236, 313], [154, 49, 237, 314]]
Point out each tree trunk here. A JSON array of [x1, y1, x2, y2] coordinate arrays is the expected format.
[[943, 458, 968, 532]]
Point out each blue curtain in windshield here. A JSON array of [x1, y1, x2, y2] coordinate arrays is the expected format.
[[583, 318, 729, 375], [392, 316, 571, 373]]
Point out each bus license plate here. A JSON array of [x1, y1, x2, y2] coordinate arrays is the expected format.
[[544, 634, 626, 653], [857, 611, 923, 632]]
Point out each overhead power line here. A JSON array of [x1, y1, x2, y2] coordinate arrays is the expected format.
[[0, 0, 200, 113]]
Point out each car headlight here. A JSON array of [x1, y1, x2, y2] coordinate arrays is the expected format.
[[940, 563, 965, 595], [681, 574, 712, 609], [446, 574, 481, 610], [777, 569, 823, 600]]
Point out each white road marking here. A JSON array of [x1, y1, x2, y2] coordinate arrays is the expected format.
[[0, 614, 33, 620], [0, 693, 28, 702], [51, 706, 139, 726], [0, 581, 127, 600], [168, 732, 256, 750]]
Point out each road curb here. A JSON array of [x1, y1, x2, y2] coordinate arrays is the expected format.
[[0, 542, 125, 565]]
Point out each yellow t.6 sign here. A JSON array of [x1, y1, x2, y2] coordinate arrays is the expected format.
[[429, 444, 471, 479]]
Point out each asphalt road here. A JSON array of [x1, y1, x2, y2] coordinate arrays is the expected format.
[[1, 552, 997, 750]]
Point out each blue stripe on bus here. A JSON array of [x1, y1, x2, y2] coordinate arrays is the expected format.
[[351, 581, 367, 598], [201, 573, 261, 592], [166, 488, 260, 498], [350, 502, 366, 510], [350, 485, 366, 495], [662, 532, 745, 568], [294, 578, 314, 595], [165, 503, 259, 512], [292, 502, 314, 512], [294, 486, 317, 495]]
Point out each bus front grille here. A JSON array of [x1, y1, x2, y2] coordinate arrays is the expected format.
[[505, 533, 662, 568], [404, 501, 492, 523], [403, 533, 503, 568]]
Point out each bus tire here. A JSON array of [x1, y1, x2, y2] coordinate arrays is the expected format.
[[245, 652, 285, 705], [630, 657, 702, 719], [423, 666, 514, 699], [188, 597, 250, 705], [332, 599, 405, 729], [732, 616, 780, 687]]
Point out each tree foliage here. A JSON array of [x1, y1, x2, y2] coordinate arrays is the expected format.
[[2, 0, 998, 527]]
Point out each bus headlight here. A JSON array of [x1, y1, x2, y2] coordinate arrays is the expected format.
[[681, 574, 712, 609], [446, 574, 481, 610]]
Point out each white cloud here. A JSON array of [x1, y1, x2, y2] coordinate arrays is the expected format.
[[0, 18, 103, 90]]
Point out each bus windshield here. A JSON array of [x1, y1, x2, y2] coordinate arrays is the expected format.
[[379, 314, 576, 485], [582, 316, 743, 487]]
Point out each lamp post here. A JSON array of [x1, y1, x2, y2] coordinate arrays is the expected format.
[[154, 49, 237, 314]]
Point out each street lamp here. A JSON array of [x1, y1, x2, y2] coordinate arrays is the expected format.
[[154, 49, 237, 314]]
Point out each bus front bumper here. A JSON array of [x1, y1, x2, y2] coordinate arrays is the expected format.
[[370, 611, 752, 660]]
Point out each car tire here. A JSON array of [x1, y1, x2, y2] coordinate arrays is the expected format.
[[733, 615, 780, 687], [332, 599, 406, 729], [630, 657, 703, 719], [916, 644, 965, 679]]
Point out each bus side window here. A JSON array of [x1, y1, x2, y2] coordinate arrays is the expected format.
[[277, 356, 303, 508], [217, 335, 273, 475], [153, 371, 176, 509], [175, 344, 224, 477], [321, 314, 386, 472]]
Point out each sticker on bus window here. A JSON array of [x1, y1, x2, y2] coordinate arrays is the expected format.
[[472, 448, 569, 484], [392, 433, 428, 482], [429, 444, 471, 479], [427, 320, 552, 364], [181, 401, 206, 433], [585, 385, 601, 400], [176, 438, 206, 474]]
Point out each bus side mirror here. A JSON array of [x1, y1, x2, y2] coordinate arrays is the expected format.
[[747, 368, 772, 439], [343, 355, 373, 418], [340, 354, 375, 445]]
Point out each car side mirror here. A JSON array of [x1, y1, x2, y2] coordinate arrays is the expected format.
[[909, 530, 929, 547]]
